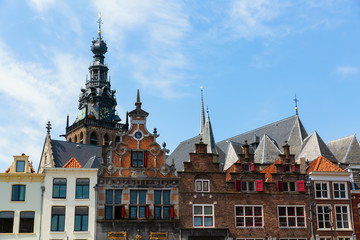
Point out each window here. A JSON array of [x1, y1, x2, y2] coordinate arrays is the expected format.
[[195, 179, 210, 192], [335, 205, 350, 229], [53, 178, 66, 199], [154, 190, 173, 220], [338, 238, 351, 240], [283, 182, 296, 192], [131, 151, 146, 168], [193, 204, 214, 227], [235, 206, 263, 228], [241, 181, 255, 192], [237, 239, 264, 240], [333, 183, 347, 199], [51, 206, 65, 232], [75, 207, 88, 231], [19, 211, 35, 233], [279, 239, 307, 240], [76, 179, 89, 199], [319, 237, 331, 240], [278, 206, 306, 228], [315, 182, 329, 199], [130, 190, 148, 219], [105, 190, 124, 220], [90, 132, 97, 145], [12, 185, 25, 201], [283, 164, 292, 172], [0, 211, 14, 233], [317, 205, 332, 229], [16, 160, 25, 172]]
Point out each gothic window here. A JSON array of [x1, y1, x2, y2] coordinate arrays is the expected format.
[[74, 135, 78, 143], [19, 211, 35, 233], [69, 137, 72, 142], [90, 132, 98, 145]]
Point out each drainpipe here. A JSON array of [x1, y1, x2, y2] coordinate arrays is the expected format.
[[39, 185, 45, 240], [306, 178, 315, 240], [94, 184, 99, 240], [350, 192, 356, 240]]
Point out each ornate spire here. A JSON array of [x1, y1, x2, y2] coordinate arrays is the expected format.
[[294, 94, 299, 115], [203, 107, 217, 154], [135, 89, 142, 109], [199, 86, 205, 136], [97, 13, 103, 37], [46, 121, 52, 134]]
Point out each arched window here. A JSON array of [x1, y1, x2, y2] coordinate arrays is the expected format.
[[68, 138, 72, 142], [104, 134, 110, 146], [80, 132, 84, 144], [90, 132, 98, 145], [74, 135, 78, 143]]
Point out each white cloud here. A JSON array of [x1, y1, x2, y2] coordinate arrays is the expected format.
[[336, 65, 358, 78], [92, 0, 191, 98], [27, 0, 55, 12]]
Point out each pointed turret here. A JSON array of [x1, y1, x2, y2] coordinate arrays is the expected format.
[[203, 108, 217, 154], [199, 87, 205, 136]]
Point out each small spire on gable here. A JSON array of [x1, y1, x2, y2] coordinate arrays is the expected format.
[[203, 107, 217, 154], [199, 86, 205, 136], [293, 94, 299, 116], [46, 121, 52, 135], [135, 89, 142, 110]]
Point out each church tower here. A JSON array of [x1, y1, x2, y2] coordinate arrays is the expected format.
[[65, 15, 127, 146]]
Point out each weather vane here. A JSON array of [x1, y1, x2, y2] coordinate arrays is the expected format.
[[293, 94, 299, 115], [97, 13, 103, 36]]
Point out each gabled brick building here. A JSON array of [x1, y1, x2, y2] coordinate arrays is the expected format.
[[96, 91, 179, 240]]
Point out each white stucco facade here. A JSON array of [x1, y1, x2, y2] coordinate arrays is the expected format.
[[0, 155, 45, 239], [40, 168, 97, 240]]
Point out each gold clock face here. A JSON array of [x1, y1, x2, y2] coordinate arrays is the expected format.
[[100, 107, 111, 120]]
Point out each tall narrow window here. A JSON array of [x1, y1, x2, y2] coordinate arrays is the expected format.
[[76, 179, 89, 199], [0, 211, 14, 233], [335, 205, 350, 229], [130, 190, 147, 219], [317, 205, 331, 229], [12, 185, 25, 201], [90, 132, 98, 145], [154, 190, 172, 220], [51, 206, 65, 232], [16, 161, 25, 172], [19, 211, 35, 233], [75, 207, 88, 231], [53, 178, 66, 199], [105, 190, 123, 220]]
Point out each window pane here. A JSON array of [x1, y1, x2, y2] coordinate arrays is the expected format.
[[196, 181, 202, 191], [279, 207, 286, 216], [194, 206, 202, 215], [204, 216, 213, 226], [139, 206, 146, 218], [245, 207, 253, 216], [16, 161, 25, 172], [74, 215, 81, 231], [130, 191, 137, 204], [115, 190, 122, 204], [0, 211, 14, 233], [154, 191, 161, 204], [130, 206, 137, 219], [163, 207, 170, 220], [58, 215, 65, 231], [248, 182, 254, 191], [106, 190, 113, 204], [194, 216, 202, 226], [139, 191, 146, 204], [204, 206, 212, 215], [254, 207, 262, 216], [105, 206, 112, 220], [154, 206, 161, 219], [236, 207, 244, 216], [288, 207, 295, 216], [19, 211, 34, 233], [203, 181, 208, 191], [82, 215, 88, 231], [296, 207, 304, 216], [163, 191, 170, 204], [114, 206, 123, 219]]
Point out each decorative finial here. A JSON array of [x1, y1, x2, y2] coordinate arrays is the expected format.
[[135, 89, 142, 109], [97, 13, 103, 36], [293, 94, 299, 115], [46, 121, 52, 134]]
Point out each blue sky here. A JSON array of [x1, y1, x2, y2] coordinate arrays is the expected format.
[[0, 0, 359, 171]]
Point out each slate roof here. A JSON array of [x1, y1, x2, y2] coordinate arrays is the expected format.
[[51, 140, 101, 168], [307, 156, 344, 173], [327, 134, 360, 164], [297, 131, 338, 163], [254, 134, 282, 164]]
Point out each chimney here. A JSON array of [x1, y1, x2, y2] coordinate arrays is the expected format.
[[243, 140, 250, 159], [195, 137, 207, 154], [283, 141, 290, 160]]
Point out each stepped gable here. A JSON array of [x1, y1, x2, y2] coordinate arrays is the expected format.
[[51, 140, 101, 167], [328, 134, 360, 164], [297, 131, 338, 163], [254, 134, 282, 164], [261, 159, 281, 182], [306, 156, 344, 173]]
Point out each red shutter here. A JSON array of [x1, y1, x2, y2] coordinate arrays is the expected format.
[[282, 164, 286, 172], [241, 164, 245, 171], [121, 206, 125, 218], [146, 205, 149, 218], [144, 151, 147, 167], [297, 180, 305, 192], [251, 163, 255, 172], [256, 180, 263, 191], [277, 180, 283, 192], [171, 206, 174, 219], [292, 164, 296, 172], [235, 180, 241, 192]]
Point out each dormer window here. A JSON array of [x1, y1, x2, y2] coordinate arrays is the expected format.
[[131, 151, 147, 168], [16, 161, 25, 172], [242, 163, 255, 172], [244, 164, 250, 172]]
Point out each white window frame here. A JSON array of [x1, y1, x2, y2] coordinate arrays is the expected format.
[[195, 179, 210, 192], [337, 237, 352, 240], [315, 182, 330, 199], [193, 204, 214, 228], [316, 205, 332, 230], [279, 239, 307, 240], [237, 238, 265, 240], [319, 237, 332, 240], [277, 205, 306, 228], [234, 205, 263, 228], [241, 181, 255, 192], [283, 181, 296, 192], [334, 205, 351, 230], [333, 182, 348, 199]]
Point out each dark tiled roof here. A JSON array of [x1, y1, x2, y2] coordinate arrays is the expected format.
[[51, 140, 101, 168], [254, 134, 282, 164], [328, 134, 360, 164]]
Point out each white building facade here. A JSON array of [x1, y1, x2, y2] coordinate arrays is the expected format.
[[40, 167, 97, 240]]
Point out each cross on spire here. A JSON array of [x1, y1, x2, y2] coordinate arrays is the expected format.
[[46, 121, 52, 134], [293, 94, 299, 115], [97, 13, 103, 36]]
